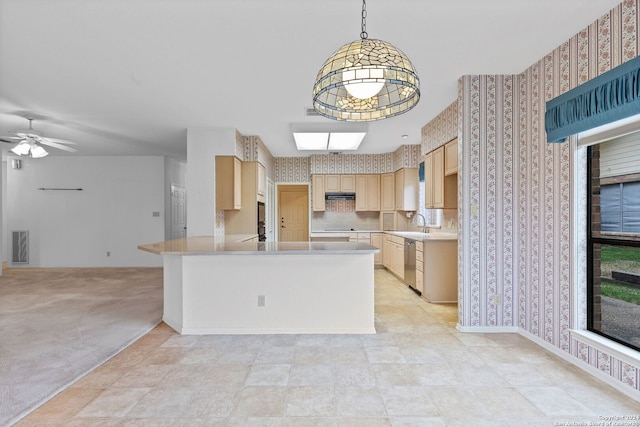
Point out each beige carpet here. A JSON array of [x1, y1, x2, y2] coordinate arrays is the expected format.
[[0, 267, 163, 426]]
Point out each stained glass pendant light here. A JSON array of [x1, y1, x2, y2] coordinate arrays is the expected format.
[[312, 0, 420, 121]]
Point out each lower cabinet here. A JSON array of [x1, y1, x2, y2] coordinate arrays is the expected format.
[[382, 234, 404, 279], [420, 239, 458, 303], [370, 233, 382, 266], [416, 241, 424, 294]]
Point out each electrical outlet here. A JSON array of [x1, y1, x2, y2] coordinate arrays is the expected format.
[[107, 251, 111, 257], [258, 295, 265, 307], [494, 294, 501, 305]]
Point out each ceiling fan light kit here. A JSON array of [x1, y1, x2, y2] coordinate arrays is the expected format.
[[312, 0, 420, 122]]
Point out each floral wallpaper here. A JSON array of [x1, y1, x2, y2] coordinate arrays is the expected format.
[[421, 100, 459, 155], [274, 146, 419, 180], [275, 157, 311, 183], [453, 0, 640, 394]]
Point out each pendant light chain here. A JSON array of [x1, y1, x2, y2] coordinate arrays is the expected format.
[[360, 0, 368, 40]]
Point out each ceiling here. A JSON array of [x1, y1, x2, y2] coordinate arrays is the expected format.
[[0, 0, 624, 160]]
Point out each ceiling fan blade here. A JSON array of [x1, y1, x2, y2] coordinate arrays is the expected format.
[[38, 139, 78, 152], [43, 137, 77, 145]]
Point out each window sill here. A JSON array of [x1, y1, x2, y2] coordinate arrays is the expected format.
[[571, 329, 640, 366]]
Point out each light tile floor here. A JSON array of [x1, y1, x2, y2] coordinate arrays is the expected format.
[[17, 269, 640, 426]]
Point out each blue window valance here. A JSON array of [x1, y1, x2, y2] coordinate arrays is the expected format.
[[545, 55, 640, 142]]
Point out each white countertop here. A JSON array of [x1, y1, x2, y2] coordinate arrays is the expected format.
[[138, 236, 379, 256], [310, 230, 458, 241]]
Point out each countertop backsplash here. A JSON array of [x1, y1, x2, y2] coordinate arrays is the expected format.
[[312, 199, 380, 231]]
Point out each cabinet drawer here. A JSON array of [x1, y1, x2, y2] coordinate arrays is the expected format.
[[416, 272, 423, 293], [416, 259, 423, 272], [391, 235, 404, 245], [416, 250, 423, 263], [416, 241, 423, 252]]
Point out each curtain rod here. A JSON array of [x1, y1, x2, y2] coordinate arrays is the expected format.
[[37, 188, 83, 191]]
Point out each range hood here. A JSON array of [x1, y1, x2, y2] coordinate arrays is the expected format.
[[325, 192, 356, 200]]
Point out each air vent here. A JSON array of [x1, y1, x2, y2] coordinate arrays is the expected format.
[[305, 107, 321, 117], [12, 231, 29, 264]]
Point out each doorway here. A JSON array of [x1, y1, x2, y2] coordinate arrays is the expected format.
[[267, 179, 275, 242], [170, 184, 187, 240], [278, 184, 309, 242]]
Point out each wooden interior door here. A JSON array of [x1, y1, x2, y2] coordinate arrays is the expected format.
[[278, 185, 309, 242]]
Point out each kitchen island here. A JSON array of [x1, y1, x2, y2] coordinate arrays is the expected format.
[[138, 236, 379, 335]]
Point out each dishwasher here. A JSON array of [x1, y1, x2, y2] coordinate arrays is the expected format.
[[404, 239, 418, 293]]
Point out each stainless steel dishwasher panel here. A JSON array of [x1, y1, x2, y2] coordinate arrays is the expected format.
[[404, 239, 417, 291]]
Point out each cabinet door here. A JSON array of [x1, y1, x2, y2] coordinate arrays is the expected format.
[[312, 175, 325, 212], [325, 175, 340, 192], [341, 175, 356, 192], [355, 175, 368, 211], [380, 173, 395, 211], [424, 152, 434, 208], [371, 233, 382, 265], [444, 138, 458, 176], [395, 168, 418, 211], [433, 147, 445, 208], [392, 242, 404, 279], [216, 156, 242, 210], [257, 163, 266, 202], [395, 169, 404, 210], [367, 174, 380, 211], [382, 236, 392, 268]]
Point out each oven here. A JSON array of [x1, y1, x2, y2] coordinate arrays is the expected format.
[[257, 202, 266, 241]]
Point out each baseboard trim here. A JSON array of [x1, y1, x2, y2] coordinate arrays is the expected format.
[[456, 324, 519, 333]]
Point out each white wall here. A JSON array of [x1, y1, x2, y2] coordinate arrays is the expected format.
[[6, 156, 165, 267]]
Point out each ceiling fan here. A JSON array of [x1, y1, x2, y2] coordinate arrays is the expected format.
[[1, 118, 78, 158]]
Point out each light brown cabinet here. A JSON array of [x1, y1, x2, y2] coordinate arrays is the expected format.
[[382, 234, 404, 279], [380, 173, 395, 211], [416, 240, 424, 293], [325, 174, 355, 192], [216, 156, 242, 210], [355, 174, 380, 211], [312, 175, 325, 212], [444, 138, 458, 176], [394, 168, 419, 211], [425, 145, 457, 209], [424, 152, 434, 208], [224, 161, 263, 235], [432, 147, 445, 207], [370, 233, 382, 265]]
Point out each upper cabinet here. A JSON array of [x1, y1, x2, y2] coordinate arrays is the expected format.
[[425, 141, 457, 209], [444, 138, 458, 176], [380, 173, 395, 211], [312, 175, 326, 212], [395, 168, 418, 211], [326, 174, 355, 192], [244, 161, 265, 204], [216, 156, 242, 210], [355, 174, 380, 211]]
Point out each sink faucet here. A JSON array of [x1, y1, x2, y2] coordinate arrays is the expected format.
[[412, 213, 428, 233]]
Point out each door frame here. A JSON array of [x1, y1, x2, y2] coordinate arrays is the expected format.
[[276, 183, 310, 242]]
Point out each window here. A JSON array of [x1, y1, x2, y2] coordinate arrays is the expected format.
[[587, 132, 640, 352]]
